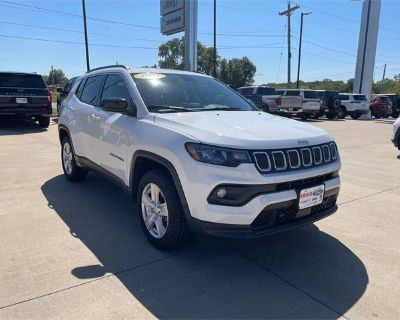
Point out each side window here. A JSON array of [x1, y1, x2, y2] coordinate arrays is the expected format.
[[80, 75, 105, 106], [101, 74, 132, 104], [286, 90, 300, 96], [75, 78, 86, 97], [339, 94, 349, 101], [241, 88, 254, 95]]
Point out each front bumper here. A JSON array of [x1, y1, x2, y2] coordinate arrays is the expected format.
[[189, 189, 339, 239]]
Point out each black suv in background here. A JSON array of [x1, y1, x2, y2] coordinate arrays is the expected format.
[[0, 72, 52, 128], [316, 90, 341, 119], [56, 76, 78, 115]]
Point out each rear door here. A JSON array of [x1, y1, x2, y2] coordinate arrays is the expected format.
[[0, 73, 49, 112], [75, 75, 106, 160]]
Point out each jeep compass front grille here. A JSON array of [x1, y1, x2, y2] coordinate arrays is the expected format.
[[252, 142, 338, 173]]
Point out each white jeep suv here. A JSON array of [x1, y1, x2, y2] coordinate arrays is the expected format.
[[58, 66, 341, 250]]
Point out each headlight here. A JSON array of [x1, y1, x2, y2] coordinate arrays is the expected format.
[[185, 143, 251, 167]]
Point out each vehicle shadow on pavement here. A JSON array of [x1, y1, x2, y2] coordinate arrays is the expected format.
[[0, 119, 46, 135], [41, 174, 368, 319]]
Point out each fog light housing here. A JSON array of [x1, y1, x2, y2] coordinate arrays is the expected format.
[[216, 188, 227, 198]]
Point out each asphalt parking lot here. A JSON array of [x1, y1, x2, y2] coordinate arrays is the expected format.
[[0, 117, 399, 319]]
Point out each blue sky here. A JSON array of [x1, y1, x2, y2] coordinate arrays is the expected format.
[[0, 0, 399, 84]]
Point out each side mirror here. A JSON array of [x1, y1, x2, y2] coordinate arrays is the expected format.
[[101, 97, 136, 116]]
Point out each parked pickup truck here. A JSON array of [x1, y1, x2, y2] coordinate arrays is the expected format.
[[237, 86, 281, 114], [277, 89, 320, 120], [0, 72, 52, 127]]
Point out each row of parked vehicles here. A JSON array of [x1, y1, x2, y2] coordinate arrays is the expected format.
[[237, 86, 399, 120]]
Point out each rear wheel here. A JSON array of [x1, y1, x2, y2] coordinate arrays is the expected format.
[[374, 113, 382, 119], [300, 114, 309, 121], [350, 113, 361, 120], [137, 169, 192, 250], [61, 136, 88, 182], [391, 112, 399, 118], [38, 116, 50, 128], [382, 113, 390, 118]]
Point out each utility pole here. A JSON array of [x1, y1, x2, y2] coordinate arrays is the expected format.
[[296, 12, 312, 89], [82, 0, 90, 71], [279, 2, 299, 88], [382, 63, 386, 81], [51, 65, 55, 89], [213, 0, 217, 77]]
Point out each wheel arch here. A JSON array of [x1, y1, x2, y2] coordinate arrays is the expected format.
[[129, 151, 192, 221]]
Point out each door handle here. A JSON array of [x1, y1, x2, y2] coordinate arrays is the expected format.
[[91, 114, 100, 121]]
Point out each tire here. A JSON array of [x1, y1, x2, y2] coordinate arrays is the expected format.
[[382, 113, 389, 119], [391, 112, 399, 118], [61, 136, 88, 182], [300, 114, 309, 121], [337, 106, 347, 119], [137, 169, 192, 250], [326, 112, 336, 120], [38, 116, 50, 128], [374, 113, 382, 119], [332, 98, 341, 109], [350, 113, 361, 120]]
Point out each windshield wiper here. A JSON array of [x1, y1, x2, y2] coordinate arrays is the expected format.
[[199, 106, 244, 111], [147, 105, 195, 113]]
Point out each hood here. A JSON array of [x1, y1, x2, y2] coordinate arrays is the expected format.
[[154, 111, 332, 149]]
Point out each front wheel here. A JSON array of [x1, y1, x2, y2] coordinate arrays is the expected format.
[[61, 136, 88, 182], [374, 113, 382, 119], [391, 112, 399, 118], [382, 113, 390, 118], [300, 114, 309, 121], [38, 116, 50, 128], [337, 107, 347, 119], [137, 169, 192, 250], [326, 112, 336, 120]]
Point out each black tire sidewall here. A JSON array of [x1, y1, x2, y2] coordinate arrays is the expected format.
[[61, 136, 87, 181], [137, 169, 190, 250]]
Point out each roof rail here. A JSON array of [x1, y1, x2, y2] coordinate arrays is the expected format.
[[86, 65, 128, 74]]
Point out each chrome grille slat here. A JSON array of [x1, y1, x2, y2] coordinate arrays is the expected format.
[[253, 143, 338, 173]]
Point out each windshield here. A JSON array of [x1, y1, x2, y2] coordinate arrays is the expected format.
[[353, 95, 367, 101], [0, 73, 46, 88], [131, 72, 254, 113]]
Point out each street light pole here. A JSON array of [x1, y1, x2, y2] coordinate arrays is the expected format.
[[213, 0, 217, 77], [82, 0, 90, 71], [296, 12, 312, 89]]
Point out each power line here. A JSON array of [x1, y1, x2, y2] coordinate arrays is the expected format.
[[0, 20, 163, 43], [0, 33, 158, 49], [0, 0, 158, 30]]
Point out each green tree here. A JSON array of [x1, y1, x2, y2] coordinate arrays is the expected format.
[[158, 37, 256, 87], [44, 68, 68, 86]]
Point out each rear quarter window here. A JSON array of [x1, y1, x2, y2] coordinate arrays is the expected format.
[[0, 73, 46, 88]]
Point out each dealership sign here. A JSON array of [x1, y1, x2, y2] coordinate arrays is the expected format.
[[160, 0, 185, 35]]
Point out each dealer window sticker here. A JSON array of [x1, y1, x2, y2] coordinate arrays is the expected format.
[[134, 73, 166, 80]]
